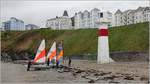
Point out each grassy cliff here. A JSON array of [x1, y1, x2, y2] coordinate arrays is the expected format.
[[1, 22, 149, 56]]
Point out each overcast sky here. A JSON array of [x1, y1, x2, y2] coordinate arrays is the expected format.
[[0, 0, 149, 28]]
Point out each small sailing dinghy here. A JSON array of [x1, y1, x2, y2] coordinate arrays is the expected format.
[[26, 40, 64, 71], [56, 41, 64, 66], [46, 41, 64, 67], [33, 39, 46, 64], [47, 41, 64, 69], [27, 39, 48, 71], [46, 41, 57, 66]]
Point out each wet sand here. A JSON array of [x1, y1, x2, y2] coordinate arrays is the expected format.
[[1, 60, 149, 83], [1, 62, 74, 83]]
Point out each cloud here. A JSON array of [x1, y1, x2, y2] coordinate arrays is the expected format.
[[0, 0, 149, 28]]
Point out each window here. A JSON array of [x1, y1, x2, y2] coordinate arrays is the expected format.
[[100, 13, 103, 18]]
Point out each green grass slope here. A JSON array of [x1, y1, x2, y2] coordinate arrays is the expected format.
[[1, 22, 149, 56]]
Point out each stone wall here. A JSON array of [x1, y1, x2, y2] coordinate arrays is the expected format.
[[1, 51, 149, 62]]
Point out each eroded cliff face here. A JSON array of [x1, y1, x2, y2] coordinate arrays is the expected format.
[[1, 51, 33, 62], [1, 22, 149, 62]]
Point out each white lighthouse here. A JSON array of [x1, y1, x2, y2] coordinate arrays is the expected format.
[[97, 15, 114, 64]]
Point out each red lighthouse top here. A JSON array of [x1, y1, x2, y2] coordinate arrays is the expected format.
[[98, 28, 108, 36]]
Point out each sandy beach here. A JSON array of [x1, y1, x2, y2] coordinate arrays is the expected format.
[[1, 60, 149, 83]]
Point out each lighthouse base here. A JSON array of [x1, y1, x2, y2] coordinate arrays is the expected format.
[[97, 57, 114, 64], [97, 37, 114, 64]]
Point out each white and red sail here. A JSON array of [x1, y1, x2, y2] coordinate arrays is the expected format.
[[56, 41, 64, 63], [56, 50, 63, 62], [33, 40, 63, 64], [33, 39, 46, 63], [47, 42, 56, 62]]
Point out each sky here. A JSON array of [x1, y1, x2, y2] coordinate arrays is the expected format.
[[0, 0, 149, 28]]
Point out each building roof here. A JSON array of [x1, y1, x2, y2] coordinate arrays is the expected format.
[[134, 6, 150, 12], [136, 7, 144, 11], [20, 20, 24, 23], [83, 10, 90, 17], [144, 7, 150, 12], [84, 10, 89, 13], [114, 6, 150, 15], [78, 11, 82, 14], [10, 17, 19, 21], [123, 10, 134, 14], [92, 8, 100, 11], [10, 17, 24, 23], [129, 10, 135, 13], [115, 9, 122, 14], [47, 18, 57, 21], [63, 10, 68, 16], [26, 24, 38, 26], [106, 11, 112, 14]]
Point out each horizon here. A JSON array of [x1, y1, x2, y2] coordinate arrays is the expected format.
[[0, 0, 149, 28]]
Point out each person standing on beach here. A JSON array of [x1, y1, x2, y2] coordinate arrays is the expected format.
[[47, 58, 50, 66], [68, 57, 72, 67], [27, 59, 31, 71], [56, 60, 59, 68]]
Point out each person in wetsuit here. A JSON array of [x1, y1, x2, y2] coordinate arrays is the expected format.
[[56, 60, 59, 68], [27, 59, 31, 71], [47, 58, 50, 66], [68, 57, 72, 67]]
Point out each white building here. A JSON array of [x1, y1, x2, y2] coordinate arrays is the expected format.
[[2, 17, 25, 31], [114, 9, 123, 26], [74, 8, 113, 29], [25, 24, 39, 30], [134, 7, 150, 24], [101, 11, 113, 27], [74, 12, 84, 29], [114, 7, 150, 27], [83, 10, 90, 28], [46, 10, 72, 30], [90, 8, 100, 28]]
